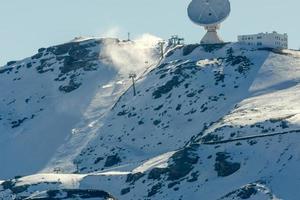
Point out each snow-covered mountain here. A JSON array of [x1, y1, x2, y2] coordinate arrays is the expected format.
[[1, 37, 300, 200], [0, 35, 161, 179]]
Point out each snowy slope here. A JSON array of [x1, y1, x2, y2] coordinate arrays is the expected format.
[[0, 36, 161, 179], [1, 39, 300, 200], [75, 43, 270, 173]]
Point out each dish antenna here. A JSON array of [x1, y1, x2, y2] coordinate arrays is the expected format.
[[187, 0, 231, 44]]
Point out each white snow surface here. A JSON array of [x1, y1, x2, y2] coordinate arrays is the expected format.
[[0, 37, 160, 179], [1, 40, 300, 200]]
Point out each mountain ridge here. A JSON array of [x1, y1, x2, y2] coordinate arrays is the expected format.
[[1, 37, 300, 199]]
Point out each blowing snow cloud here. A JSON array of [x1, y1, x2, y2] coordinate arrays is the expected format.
[[100, 33, 162, 74]]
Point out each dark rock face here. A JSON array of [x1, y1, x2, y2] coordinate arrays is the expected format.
[[7, 61, 17, 66], [116, 146, 200, 197], [148, 183, 163, 197], [27, 189, 117, 200], [226, 47, 253, 75], [1, 179, 29, 194], [148, 168, 169, 180], [0, 67, 13, 74], [166, 146, 199, 181], [148, 145, 199, 182], [201, 133, 223, 143], [104, 154, 122, 167], [11, 117, 28, 128], [1, 178, 117, 200], [45, 40, 101, 93], [58, 79, 82, 93], [2, 39, 105, 94], [152, 76, 182, 99], [152, 61, 199, 99], [220, 182, 275, 200], [26, 39, 105, 94], [202, 43, 228, 52], [0, 38, 113, 132], [214, 152, 240, 177], [126, 172, 145, 184], [182, 44, 201, 56], [120, 187, 131, 195], [94, 157, 104, 165]]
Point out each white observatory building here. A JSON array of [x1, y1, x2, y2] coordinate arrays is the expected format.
[[187, 0, 231, 44], [238, 31, 288, 49]]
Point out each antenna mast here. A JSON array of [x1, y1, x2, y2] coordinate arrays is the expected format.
[[127, 32, 131, 41], [158, 41, 166, 58], [129, 73, 137, 96]]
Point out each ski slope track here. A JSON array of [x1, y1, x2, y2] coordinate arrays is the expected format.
[[1, 38, 300, 200]]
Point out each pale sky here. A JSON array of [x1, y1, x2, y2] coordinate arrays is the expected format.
[[0, 0, 299, 65]]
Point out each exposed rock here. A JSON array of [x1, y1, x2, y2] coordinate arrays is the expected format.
[[104, 154, 122, 167], [215, 152, 240, 177]]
